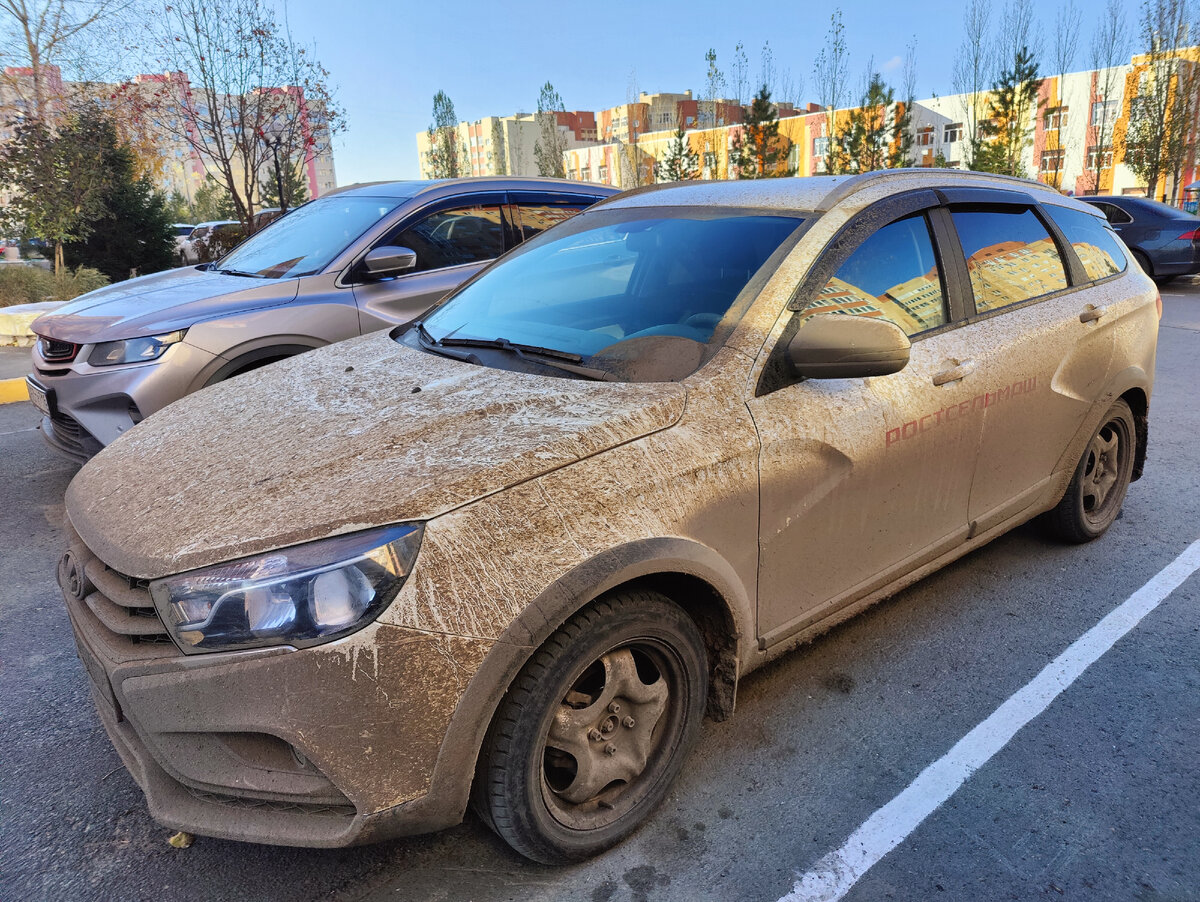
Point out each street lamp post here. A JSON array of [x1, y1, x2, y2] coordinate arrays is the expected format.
[[268, 135, 287, 216], [261, 121, 289, 218]]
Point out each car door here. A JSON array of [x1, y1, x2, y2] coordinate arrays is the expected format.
[[935, 193, 1117, 532], [351, 194, 510, 331], [748, 190, 982, 647]]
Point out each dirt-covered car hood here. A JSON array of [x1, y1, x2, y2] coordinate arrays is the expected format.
[[66, 331, 686, 579], [32, 266, 299, 344]]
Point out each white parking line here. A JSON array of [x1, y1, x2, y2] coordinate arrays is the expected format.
[[779, 539, 1200, 902]]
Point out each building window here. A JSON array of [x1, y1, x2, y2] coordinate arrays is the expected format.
[[1086, 145, 1114, 170], [685, 115, 695, 126], [1040, 149, 1065, 172], [813, 136, 830, 157], [1043, 106, 1068, 130], [917, 126, 935, 146], [1091, 99, 1119, 127], [598, 164, 608, 181], [943, 122, 963, 143]]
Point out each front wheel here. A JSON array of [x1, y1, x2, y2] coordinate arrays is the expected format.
[[1044, 399, 1136, 543], [476, 590, 708, 863]]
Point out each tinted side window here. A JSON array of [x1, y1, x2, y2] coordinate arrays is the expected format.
[[515, 203, 590, 241], [804, 213, 947, 336], [394, 205, 505, 273], [1043, 205, 1127, 281], [1093, 202, 1132, 224], [951, 208, 1068, 313]]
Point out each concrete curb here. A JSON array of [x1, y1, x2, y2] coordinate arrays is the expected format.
[[0, 300, 63, 348], [0, 376, 29, 404]]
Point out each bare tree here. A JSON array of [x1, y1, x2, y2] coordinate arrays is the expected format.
[[812, 9, 850, 174], [952, 0, 994, 168], [490, 118, 507, 176], [1085, 0, 1129, 195], [730, 40, 749, 108], [900, 38, 919, 166], [1045, 0, 1082, 190], [0, 0, 123, 121], [1123, 0, 1197, 202], [126, 0, 342, 232], [700, 47, 726, 179]]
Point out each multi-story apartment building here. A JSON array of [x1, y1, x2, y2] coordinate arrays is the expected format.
[[552, 47, 1200, 204], [417, 110, 598, 178], [0, 64, 337, 207]]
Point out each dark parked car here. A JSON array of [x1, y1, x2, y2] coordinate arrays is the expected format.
[[1081, 195, 1200, 283]]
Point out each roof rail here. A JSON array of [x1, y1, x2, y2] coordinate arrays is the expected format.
[[813, 168, 1051, 212]]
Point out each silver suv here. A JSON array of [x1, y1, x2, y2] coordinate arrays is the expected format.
[[27, 177, 616, 459]]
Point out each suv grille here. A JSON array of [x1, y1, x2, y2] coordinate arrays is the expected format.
[[38, 336, 79, 362], [47, 411, 103, 459]]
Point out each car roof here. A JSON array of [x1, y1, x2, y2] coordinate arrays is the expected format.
[[324, 177, 620, 202], [599, 169, 1095, 215]]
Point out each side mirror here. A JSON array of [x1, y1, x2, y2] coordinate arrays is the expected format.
[[364, 246, 418, 277], [785, 313, 911, 379]]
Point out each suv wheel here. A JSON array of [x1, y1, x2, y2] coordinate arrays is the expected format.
[[1044, 399, 1136, 543], [476, 590, 707, 863]]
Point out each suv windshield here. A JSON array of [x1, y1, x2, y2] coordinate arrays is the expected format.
[[416, 207, 803, 381], [216, 195, 405, 278]]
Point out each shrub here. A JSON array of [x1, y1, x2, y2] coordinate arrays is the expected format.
[[0, 265, 109, 307]]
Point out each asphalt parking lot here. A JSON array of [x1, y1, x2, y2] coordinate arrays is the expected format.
[[2, 280, 1198, 902]]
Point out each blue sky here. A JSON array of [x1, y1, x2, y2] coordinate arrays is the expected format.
[[281, 0, 1143, 185]]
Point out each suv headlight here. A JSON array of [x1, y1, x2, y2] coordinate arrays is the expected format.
[[88, 329, 186, 366], [150, 524, 423, 654]]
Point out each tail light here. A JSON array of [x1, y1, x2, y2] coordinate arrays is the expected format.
[[1178, 228, 1200, 241]]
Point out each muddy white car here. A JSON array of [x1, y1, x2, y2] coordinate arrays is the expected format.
[[59, 171, 1158, 863]]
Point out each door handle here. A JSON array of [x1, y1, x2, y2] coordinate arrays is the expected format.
[[932, 358, 976, 386], [1079, 305, 1107, 323]]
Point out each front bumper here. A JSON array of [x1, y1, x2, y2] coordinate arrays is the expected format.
[[31, 340, 220, 455], [60, 528, 496, 846]]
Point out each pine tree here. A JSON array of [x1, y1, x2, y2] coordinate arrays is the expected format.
[[260, 161, 310, 211], [839, 73, 911, 172], [427, 90, 463, 178], [63, 134, 176, 281], [729, 85, 792, 179], [534, 82, 568, 178], [974, 46, 1042, 177], [658, 123, 700, 181]]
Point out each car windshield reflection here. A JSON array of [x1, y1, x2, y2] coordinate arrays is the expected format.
[[217, 195, 405, 278]]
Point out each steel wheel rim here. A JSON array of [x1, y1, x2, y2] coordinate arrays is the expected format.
[[539, 638, 685, 832], [1080, 416, 1130, 528]]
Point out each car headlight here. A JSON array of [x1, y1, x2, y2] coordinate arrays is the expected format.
[[88, 329, 186, 366], [149, 524, 424, 654]]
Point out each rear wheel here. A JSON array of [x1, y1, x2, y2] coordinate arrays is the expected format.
[[1131, 249, 1154, 279], [476, 590, 708, 863], [1044, 399, 1136, 543]]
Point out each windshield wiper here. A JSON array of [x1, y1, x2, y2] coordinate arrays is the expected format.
[[216, 268, 268, 278], [413, 321, 481, 364], [437, 336, 616, 381]]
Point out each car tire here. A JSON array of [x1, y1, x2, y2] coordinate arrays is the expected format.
[[1131, 249, 1154, 279], [1044, 399, 1136, 544], [476, 590, 708, 864]]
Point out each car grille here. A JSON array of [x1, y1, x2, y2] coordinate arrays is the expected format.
[[47, 411, 103, 459], [185, 787, 356, 818], [76, 549, 175, 647], [38, 336, 79, 362]]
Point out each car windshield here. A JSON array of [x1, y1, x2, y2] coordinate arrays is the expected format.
[[216, 195, 405, 278], [415, 207, 803, 381]]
